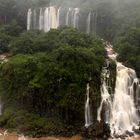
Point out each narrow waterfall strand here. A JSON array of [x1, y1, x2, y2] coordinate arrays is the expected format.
[[85, 83, 93, 127], [27, 9, 32, 30]]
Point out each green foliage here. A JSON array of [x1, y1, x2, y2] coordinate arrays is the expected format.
[[0, 21, 23, 37], [0, 33, 12, 53], [0, 27, 105, 135], [0, 22, 23, 53], [0, 108, 65, 137], [0, 0, 140, 137], [11, 27, 106, 56], [0, 46, 104, 117], [114, 27, 140, 77]]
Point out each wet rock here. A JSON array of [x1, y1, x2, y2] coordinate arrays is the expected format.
[[125, 130, 134, 137], [83, 121, 111, 138], [103, 123, 110, 137], [133, 128, 140, 135], [114, 134, 127, 139]]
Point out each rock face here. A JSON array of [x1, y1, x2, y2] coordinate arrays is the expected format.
[[82, 121, 110, 138]]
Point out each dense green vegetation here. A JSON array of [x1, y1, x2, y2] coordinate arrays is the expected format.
[[95, 0, 140, 77], [54, 0, 140, 78], [114, 27, 140, 77], [0, 0, 139, 137], [0, 27, 105, 136], [41, 0, 140, 77], [0, 21, 23, 53]]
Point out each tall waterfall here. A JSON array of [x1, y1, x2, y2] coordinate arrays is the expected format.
[[85, 83, 93, 127], [73, 8, 79, 28], [44, 7, 49, 32], [86, 12, 91, 33], [50, 6, 58, 29], [27, 6, 97, 33], [27, 9, 32, 30], [66, 8, 71, 25], [57, 7, 60, 28], [110, 62, 139, 136], [39, 8, 44, 30], [44, 6, 58, 32], [97, 43, 140, 137], [97, 67, 112, 124]]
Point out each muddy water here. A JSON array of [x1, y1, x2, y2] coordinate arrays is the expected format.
[[0, 133, 140, 140], [0, 134, 82, 140]]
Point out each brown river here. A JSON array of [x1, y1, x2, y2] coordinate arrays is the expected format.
[[0, 132, 139, 140]]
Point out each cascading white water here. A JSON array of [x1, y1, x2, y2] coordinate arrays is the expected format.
[[39, 8, 44, 30], [57, 7, 60, 28], [98, 43, 139, 137], [86, 12, 91, 33], [27, 7, 98, 33], [49, 6, 57, 29], [85, 83, 93, 127], [97, 68, 112, 124], [110, 62, 139, 136], [29, 6, 70, 32], [66, 8, 71, 26], [27, 9, 32, 30], [73, 8, 79, 28], [44, 7, 49, 32]]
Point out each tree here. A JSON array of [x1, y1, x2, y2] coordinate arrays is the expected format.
[[115, 27, 140, 77], [0, 27, 105, 135]]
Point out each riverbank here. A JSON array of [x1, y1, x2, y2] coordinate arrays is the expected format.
[[0, 132, 82, 140], [0, 130, 139, 140]]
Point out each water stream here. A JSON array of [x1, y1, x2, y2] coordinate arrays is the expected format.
[[26, 6, 140, 138], [27, 9, 32, 30], [97, 43, 140, 137], [27, 6, 97, 33], [85, 83, 93, 128], [86, 12, 91, 33]]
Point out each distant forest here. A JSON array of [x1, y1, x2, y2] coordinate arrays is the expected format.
[[0, 0, 140, 76]]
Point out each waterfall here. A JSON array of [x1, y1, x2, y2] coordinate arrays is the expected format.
[[66, 8, 71, 26], [110, 62, 139, 136], [73, 8, 79, 28], [44, 6, 58, 32], [57, 7, 60, 28], [97, 68, 112, 124], [66, 8, 79, 28], [27, 6, 99, 33], [86, 12, 91, 33], [27, 9, 32, 30], [39, 8, 44, 30], [98, 43, 139, 137], [44, 7, 49, 32], [85, 83, 93, 127], [49, 6, 57, 29]]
